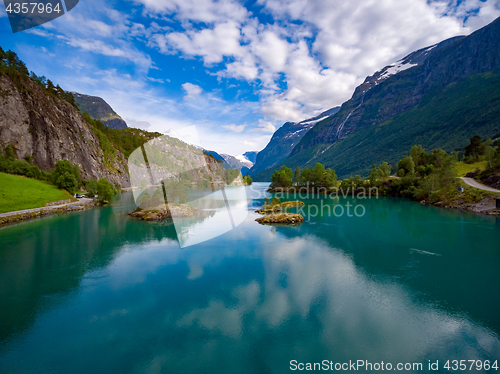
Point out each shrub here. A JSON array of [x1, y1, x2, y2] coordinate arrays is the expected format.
[[271, 196, 281, 206], [243, 175, 253, 185], [97, 178, 115, 201], [56, 172, 78, 194], [52, 160, 81, 187], [84, 179, 98, 198]]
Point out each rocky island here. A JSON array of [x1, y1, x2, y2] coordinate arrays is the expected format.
[[255, 213, 304, 225], [129, 204, 198, 221], [255, 199, 305, 225]]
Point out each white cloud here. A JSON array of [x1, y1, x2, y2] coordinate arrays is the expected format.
[[23, 0, 500, 156], [25, 29, 52, 37], [182, 82, 202, 99], [60, 37, 152, 69], [125, 118, 152, 129], [252, 120, 277, 133], [146, 76, 166, 83], [155, 21, 245, 64], [132, 0, 249, 24], [143, 0, 499, 123], [222, 124, 246, 133]]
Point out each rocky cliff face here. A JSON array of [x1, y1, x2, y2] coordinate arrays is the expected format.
[[0, 75, 130, 186], [72, 92, 128, 129]]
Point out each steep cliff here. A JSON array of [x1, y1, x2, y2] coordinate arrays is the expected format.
[[0, 74, 130, 186]]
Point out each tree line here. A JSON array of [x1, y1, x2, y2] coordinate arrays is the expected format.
[[0, 47, 77, 107], [269, 135, 500, 203], [271, 163, 337, 190]]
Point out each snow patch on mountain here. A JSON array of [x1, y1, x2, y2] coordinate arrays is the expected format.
[[235, 154, 254, 166], [283, 116, 331, 140], [299, 115, 330, 126], [377, 60, 418, 81]]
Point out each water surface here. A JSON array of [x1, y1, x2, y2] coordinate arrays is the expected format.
[[1, 183, 499, 373]]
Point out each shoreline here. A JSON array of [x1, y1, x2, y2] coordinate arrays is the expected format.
[[0, 198, 100, 226], [421, 195, 500, 216], [265, 186, 500, 217]]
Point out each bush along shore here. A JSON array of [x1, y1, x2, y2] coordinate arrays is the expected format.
[[268, 137, 500, 216]]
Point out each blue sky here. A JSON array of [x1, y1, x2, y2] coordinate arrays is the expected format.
[[1, 0, 499, 155]]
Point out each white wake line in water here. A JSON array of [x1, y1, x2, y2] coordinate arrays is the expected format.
[[410, 248, 442, 256]]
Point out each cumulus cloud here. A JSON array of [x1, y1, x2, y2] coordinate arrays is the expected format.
[[132, 0, 249, 24], [155, 21, 245, 64], [252, 120, 277, 133], [141, 0, 498, 122], [182, 82, 203, 99]]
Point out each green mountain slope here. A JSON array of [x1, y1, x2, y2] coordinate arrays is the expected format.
[[73, 92, 128, 129], [254, 71, 500, 180], [252, 17, 500, 181]]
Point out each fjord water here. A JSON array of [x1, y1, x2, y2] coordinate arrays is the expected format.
[[1, 183, 499, 373]]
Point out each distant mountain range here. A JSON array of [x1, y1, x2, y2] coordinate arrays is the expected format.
[[251, 16, 500, 180], [248, 107, 340, 176], [72, 92, 128, 129], [203, 150, 258, 174]]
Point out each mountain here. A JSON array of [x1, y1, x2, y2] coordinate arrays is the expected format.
[[203, 149, 229, 165], [202, 150, 258, 172], [221, 153, 255, 170], [253, 16, 500, 180], [0, 73, 129, 186], [129, 138, 237, 190], [73, 92, 128, 129], [243, 151, 258, 164], [248, 107, 340, 176]]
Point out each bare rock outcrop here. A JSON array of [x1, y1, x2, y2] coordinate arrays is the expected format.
[[0, 75, 130, 187]]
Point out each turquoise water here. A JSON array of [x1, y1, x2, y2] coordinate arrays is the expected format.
[[1, 183, 499, 373]]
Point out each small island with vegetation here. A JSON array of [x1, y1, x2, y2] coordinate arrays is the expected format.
[[255, 196, 306, 225], [129, 204, 198, 221]]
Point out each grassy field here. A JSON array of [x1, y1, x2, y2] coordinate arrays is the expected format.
[[0, 172, 73, 214], [455, 161, 488, 177]]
